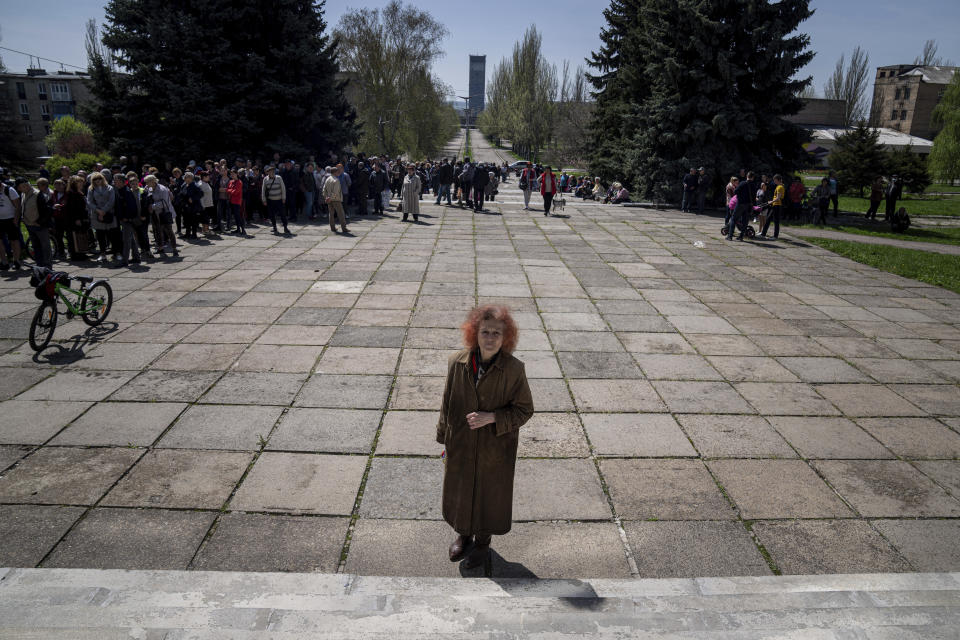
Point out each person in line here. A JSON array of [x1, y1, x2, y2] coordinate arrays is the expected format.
[[788, 176, 805, 220], [540, 165, 557, 217], [86, 172, 121, 263], [198, 170, 215, 235], [226, 169, 246, 236], [438, 305, 534, 571], [17, 177, 53, 269], [143, 174, 178, 255], [370, 161, 388, 215], [401, 163, 421, 222], [322, 165, 348, 234], [113, 172, 143, 266], [261, 166, 288, 235]]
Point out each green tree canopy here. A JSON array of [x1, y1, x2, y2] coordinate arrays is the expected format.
[[84, 0, 356, 163], [477, 26, 558, 162], [929, 72, 960, 184], [828, 123, 886, 196], [333, 0, 457, 158], [589, 0, 814, 202]]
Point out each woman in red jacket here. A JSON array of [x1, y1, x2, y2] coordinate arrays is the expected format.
[[226, 169, 246, 236], [540, 165, 557, 217]]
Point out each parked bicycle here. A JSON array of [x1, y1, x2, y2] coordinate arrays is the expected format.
[[28, 266, 113, 352]]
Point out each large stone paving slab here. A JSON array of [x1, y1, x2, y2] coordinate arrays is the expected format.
[[3, 153, 960, 580], [42, 508, 215, 570], [192, 513, 349, 573], [0, 505, 85, 567]]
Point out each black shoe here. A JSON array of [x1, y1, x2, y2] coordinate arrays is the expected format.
[[283, 227, 290, 234], [462, 539, 491, 570], [12, 261, 21, 270]]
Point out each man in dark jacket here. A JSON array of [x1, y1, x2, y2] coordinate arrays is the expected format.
[[727, 171, 757, 241], [884, 175, 902, 221], [436, 158, 454, 205], [280, 160, 299, 222], [696, 167, 709, 214], [369, 162, 388, 215], [353, 162, 370, 215], [681, 167, 698, 212], [471, 162, 489, 212], [113, 173, 143, 265]]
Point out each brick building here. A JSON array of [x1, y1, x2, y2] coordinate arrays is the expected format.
[[0, 68, 93, 162], [871, 65, 957, 141]]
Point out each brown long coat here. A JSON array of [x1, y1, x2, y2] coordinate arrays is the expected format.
[[436, 348, 534, 536]]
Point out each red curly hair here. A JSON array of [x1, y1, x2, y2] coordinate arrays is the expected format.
[[461, 305, 519, 354]]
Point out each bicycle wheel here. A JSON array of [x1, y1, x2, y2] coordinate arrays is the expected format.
[[29, 301, 58, 351], [80, 281, 113, 326]]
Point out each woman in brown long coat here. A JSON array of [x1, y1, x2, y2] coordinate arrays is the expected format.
[[437, 305, 534, 570]]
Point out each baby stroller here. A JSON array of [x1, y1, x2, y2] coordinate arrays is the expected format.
[[719, 196, 757, 239]]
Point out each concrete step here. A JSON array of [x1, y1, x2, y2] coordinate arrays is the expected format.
[[2, 568, 959, 638]]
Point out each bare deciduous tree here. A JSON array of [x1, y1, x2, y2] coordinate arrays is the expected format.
[[824, 46, 870, 126], [84, 19, 116, 72]]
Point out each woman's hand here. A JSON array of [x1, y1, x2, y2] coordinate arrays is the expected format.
[[466, 411, 495, 430]]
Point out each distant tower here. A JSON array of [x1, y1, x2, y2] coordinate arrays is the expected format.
[[468, 55, 486, 119]]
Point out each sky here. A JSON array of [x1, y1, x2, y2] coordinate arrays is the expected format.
[[2, 0, 959, 101]]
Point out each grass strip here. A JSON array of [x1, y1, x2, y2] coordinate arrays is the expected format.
[[800, 236, 960, 294], [786, 223, 960, 247]]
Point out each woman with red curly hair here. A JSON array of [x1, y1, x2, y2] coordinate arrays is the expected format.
[[437, 304, 534, 570]]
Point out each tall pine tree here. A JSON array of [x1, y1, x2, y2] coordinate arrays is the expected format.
[[84, 0, 355, 162], [590, 0, 814, 202], [586, 0, 646, 186]]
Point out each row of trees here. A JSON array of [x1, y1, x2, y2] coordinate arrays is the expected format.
[[828, 124, 930, 196], [476, 27, 592, 168], [588, 0, 815, 202], [84, 0, 357, 163], [333, 1, 459, 159]]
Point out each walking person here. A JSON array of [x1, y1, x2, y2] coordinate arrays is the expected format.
[[180, 172, 203, 239], [438, 305, 534, 570], [322, 166, 348, 234], [827, 170, 840, 217], [540, 165, 557, 217], [401, 164, 421, 222], [696, 167, 709, 214], [519, 162, 536, 210], [459, 158, 474, 209], [727, 171, 756, 241], [760, 174, 784, 239], [261, 166, 289, 234], [435, 158, 454, 205], [471, 162, 488, 212]]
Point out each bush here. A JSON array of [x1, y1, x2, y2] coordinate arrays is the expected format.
[[44, 116, 96, 156], [45, 152, 115, 176]]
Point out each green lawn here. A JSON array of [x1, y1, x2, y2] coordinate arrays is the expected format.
[[800, 237, 960, 294], [836, 195, 960, 216], [786, 224, 960, 247]]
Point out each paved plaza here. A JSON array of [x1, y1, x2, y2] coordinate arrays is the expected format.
[[1, 137, 959, 581]]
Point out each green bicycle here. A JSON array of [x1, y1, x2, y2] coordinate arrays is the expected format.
[[28, 266, 113, 352]]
